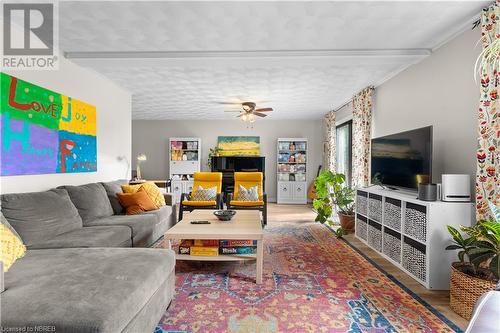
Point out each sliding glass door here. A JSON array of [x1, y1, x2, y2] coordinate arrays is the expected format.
[[336, 121, 352, 185]]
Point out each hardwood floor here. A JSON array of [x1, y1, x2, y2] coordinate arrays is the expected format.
[[267, 203, 469, 331]]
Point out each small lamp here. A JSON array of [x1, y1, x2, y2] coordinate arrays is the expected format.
[[136, 153, 147, 180]]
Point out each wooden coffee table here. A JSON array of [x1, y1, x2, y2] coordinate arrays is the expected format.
[[164, 210, 264, 284]]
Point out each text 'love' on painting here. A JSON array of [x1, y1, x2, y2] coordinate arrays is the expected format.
[[1, 73, 97, 176]]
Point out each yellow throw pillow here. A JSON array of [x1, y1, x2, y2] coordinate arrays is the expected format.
[[1, 221, 26, 272], [122, 182, 165, 208]]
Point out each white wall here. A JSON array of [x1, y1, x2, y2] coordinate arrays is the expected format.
[[374, 28, 480, 183], [132, 119, 324, 201], [1, 56, 132, 193], [332, 28, 481, 184]]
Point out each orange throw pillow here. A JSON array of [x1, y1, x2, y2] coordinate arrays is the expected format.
[[117, 187, 157, 215]]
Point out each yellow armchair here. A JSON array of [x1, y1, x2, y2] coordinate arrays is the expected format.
[[228, 172, 267, 225], [179, 172, 223, 221]]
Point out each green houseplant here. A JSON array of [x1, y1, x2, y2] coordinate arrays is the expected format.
[[313, 171, 355, 236], [206, 146, 221, 169], [445, 202, 500, 319]]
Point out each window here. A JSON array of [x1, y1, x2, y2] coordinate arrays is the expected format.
[[336, 120, 352, 185]]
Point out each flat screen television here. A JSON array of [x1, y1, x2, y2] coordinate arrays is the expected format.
[[371, 126, 432, 190]]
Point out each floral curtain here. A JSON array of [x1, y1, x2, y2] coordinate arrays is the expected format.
[[324, 111, 336, 172], [352, 87, 374, 188], [476, 1, 499, 221]]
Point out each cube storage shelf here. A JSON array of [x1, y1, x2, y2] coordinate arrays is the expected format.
[[355, 186, 473, 290], [277, 138, 308, 204], [169, 137, 201, 204]]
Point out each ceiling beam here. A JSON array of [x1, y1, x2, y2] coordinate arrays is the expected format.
[[65, 49, 431, 59]]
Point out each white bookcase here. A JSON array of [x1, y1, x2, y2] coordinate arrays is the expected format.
[[355, 186, 474, 290], [169, 137, 201, 203], [277, 138, 307, 204]]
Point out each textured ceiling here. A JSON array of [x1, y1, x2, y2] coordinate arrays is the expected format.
[[75, 57, 419, 120], [61, 1, 489, 119]]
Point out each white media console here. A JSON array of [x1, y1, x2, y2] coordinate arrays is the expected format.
[[355, 186, 474, 290]]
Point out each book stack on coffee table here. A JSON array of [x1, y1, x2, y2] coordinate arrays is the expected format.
[[220, 240, 257, 254], [178, 239, 257, 256]]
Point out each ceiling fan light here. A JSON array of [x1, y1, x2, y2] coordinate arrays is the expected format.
[[248, 113, 255, 122], [241, 114, 248, 121]]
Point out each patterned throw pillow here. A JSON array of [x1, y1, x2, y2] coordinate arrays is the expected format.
[[191, 186, 217, 201], [237, 185, 259, 201], [1, 214, 26, 272], [122, 182, 165, 208]]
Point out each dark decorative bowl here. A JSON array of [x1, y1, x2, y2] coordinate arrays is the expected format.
[[213, 210, 236, 221]]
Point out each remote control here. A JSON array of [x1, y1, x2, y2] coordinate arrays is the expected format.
[[190, 220, 211, 224]]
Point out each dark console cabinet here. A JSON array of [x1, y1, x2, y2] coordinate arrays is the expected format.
[[210, 156, 265, 196]]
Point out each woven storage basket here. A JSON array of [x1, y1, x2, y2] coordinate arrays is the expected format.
[[450, 264, 496, 320]]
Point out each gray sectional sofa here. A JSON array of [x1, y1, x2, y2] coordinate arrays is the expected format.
[[0, 180, 177, 333]]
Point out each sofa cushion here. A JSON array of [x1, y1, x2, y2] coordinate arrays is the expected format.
[[140, 205, 174, 241], [117, 187, 158, 215], [28, 226, 132, 249], [1, 189, 82, 246], [101, 179, 128, 215], [85, 214, 158, 247], [140, 205, 172, 225], [1, 248, 175, 333], [61, 183, 114, 223]]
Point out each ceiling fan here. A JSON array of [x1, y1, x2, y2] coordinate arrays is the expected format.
[[222, 101, 273, 122]]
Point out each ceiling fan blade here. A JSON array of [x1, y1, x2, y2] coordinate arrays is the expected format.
[[253, 112, 267, 117], [255, 108, 273, 112], [216, 102, 241, 105], [236, 114, 243, 118]]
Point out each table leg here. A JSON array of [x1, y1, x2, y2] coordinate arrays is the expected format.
[[256, 239, 264, 284]]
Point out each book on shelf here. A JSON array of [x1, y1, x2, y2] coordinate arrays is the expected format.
[[194, 239, 219, 247], [220, 240, 257, 247], [179, 239, 193, 254], [190, 246, 219, 256], [220, 246, 256, 255]]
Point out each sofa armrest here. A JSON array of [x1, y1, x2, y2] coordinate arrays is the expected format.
[[163, 193, 173, 206], [465, 290, 500, 333]]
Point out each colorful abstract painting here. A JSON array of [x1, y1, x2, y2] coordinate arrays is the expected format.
[[217, 136, 260, 156], [1, 73, 97, 176]]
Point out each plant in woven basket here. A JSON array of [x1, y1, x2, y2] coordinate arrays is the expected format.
[[313, 171, 355, 236], [446, 204, 500, 281], [445, 226, 476, 265], [461, 221, 500, 280], [445, 202, 500, 319], [446, 224, 500, 281]]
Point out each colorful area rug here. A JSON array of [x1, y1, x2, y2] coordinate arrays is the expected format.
[[154, 222, 461, 333]]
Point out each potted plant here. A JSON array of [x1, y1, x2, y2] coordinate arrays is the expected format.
[[445, 202, 500, 319], [313, 171, 355, 236], [207, 146, 221, 169]]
